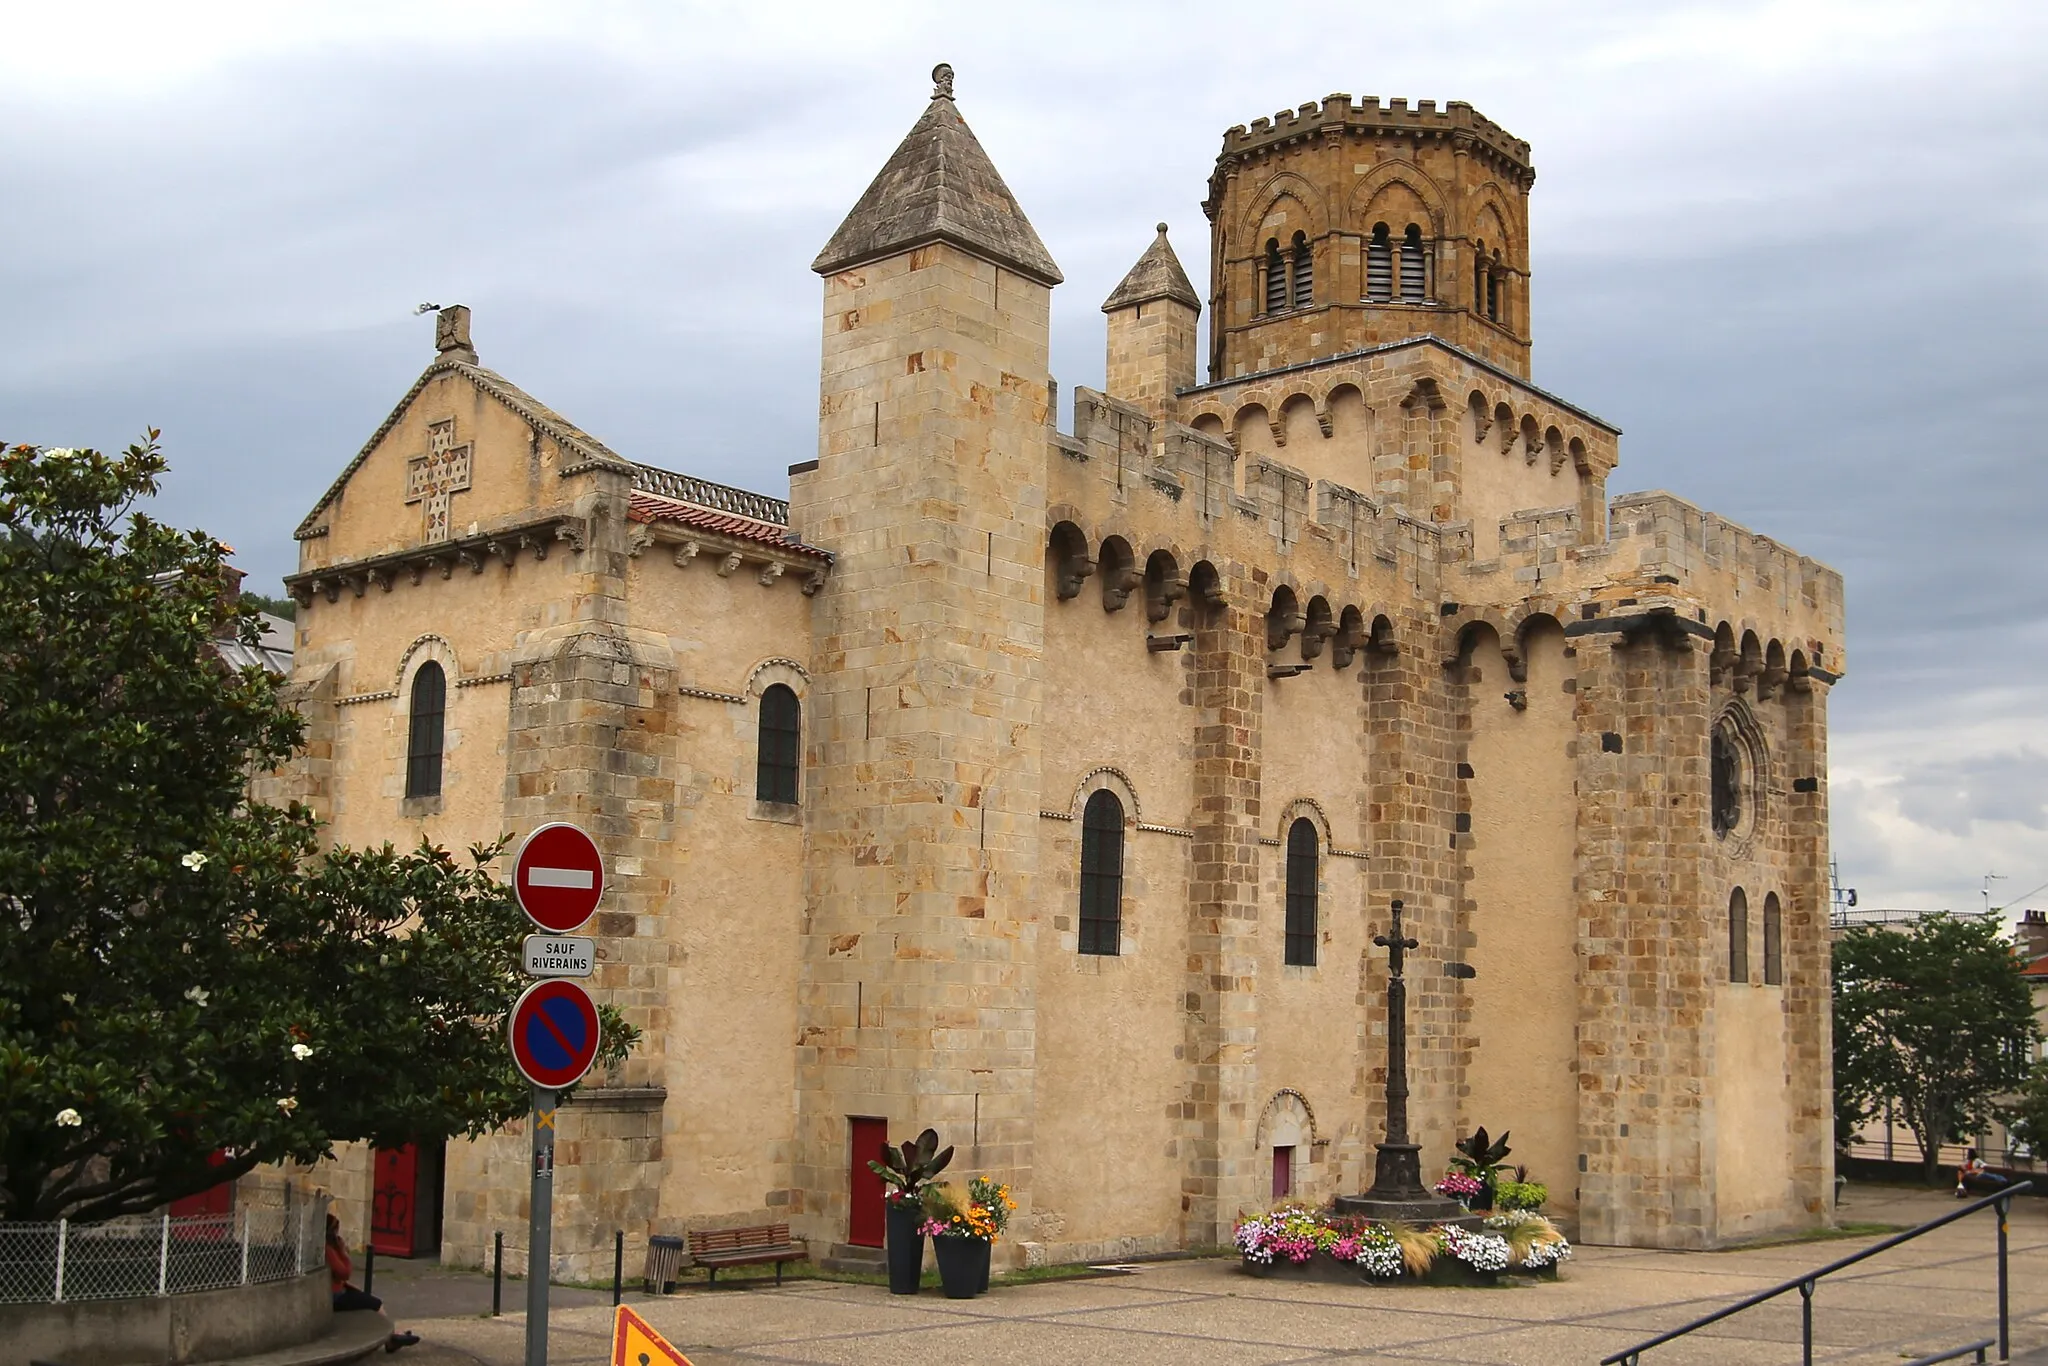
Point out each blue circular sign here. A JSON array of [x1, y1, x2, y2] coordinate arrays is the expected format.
[[508, 979, 600, 1089]]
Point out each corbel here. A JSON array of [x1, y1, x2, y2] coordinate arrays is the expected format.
[[487, 540, 517, 568], [802, 568, 828, 597], [1523, 431, 1544, 467], [1267, 607, 1305, 652], [521, 532, 549, 563], [458, 548, 484, 575], [437, 554, 456, 580], [368, 568, 394, 593], [347, 572, 367, 598], [1299, 618, 1337, 661], [407, 561, 427, 587], [716, 552, 743, 578], [1102, 563, 1142, 612], [625, 524, 654, 557], [674, 541, 701, 570], [554, 520, 587, 554], [1758, 663, 1787, 701], [1055, 553, 1095, 602], [1269, 416, 1286, 448], [758, 562, 785, 588], [1145, 571, 1187, 624], [1473, 405, 1494, 444]]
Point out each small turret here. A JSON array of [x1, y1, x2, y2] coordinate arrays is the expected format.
[[1101, 224, 1200, 418]]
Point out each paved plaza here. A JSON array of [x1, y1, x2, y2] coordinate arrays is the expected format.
[[383, 1189, 2048, 1365]]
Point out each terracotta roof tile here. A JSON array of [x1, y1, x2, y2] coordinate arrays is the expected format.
[[627, 491, 831, 561]]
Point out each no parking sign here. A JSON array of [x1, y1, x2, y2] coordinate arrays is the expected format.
[[508, 978, 601, 1090]]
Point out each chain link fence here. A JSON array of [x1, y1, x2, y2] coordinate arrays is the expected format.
[[0, 1196, 327, 1304]]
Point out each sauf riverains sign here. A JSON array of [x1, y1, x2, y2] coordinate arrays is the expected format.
[[523, 935, 595, 978]]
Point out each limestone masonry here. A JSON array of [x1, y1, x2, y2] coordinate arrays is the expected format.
[[264, 68, 1844, 1274]]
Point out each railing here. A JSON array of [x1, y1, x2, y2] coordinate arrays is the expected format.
[[1601, 1183, 2029, 1366], [0, 1197, 327, 1304], [631, 463, 789, 526]]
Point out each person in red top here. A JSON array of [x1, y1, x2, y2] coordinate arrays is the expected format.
[[327, 1212, 420, 1353], [1956, 1148, 2011, 1198]]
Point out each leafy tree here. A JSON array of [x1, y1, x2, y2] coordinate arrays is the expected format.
[[1833, 915, 2040, 1184], [239, 590, 297, 621], [0, 437, 635, 1220], [2001, 1062, 2048, 1160]]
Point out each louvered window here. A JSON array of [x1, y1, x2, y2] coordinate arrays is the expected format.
[[1264, 240, 1287, 313], [1729, 888, 1750, 984], [1079, 789, 1124, 956], [1762, 893, 1783, 986], [1486, 265, 1500, 322], [757, 684, 801, 804], [1284, 817, 1318, 967], [1290, 232, 1313, 309], [405, 662, 445, 799], [1473, 247, 1487, 315], [1366, 225, 1393, 300], [1400, 225, 1426, 301]]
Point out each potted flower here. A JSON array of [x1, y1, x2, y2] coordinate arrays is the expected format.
[[918, 1179, 1005, 1298], [967, 1176, 1015, 1292], [1432, 1171, 1484, 1208], [1448, 1126, 1513, 1211], [867, 1128, 954, 1295]]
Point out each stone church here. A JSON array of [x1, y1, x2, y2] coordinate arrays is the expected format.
[[269, 67, 1845, 1272]]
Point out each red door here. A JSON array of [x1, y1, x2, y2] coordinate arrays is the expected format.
[[371, 1145, 418, 1257], [1272, 1145, 1294, 1201], [848, 1118, 889, 1248], [170, 1149, 234, 1226]]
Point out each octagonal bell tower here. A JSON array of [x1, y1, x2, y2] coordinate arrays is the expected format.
[[1204, 95, 1535, 380]]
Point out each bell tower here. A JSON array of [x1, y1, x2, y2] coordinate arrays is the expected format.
[[1203, 95, 1536, 380]]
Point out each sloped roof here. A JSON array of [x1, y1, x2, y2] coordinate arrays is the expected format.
[[812, 66, 1062, 287], [1102, 223, 1200, 314], [627, 491, 831, 562]]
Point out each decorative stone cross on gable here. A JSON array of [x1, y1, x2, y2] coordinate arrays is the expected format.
[[406, 419, 472, 545]]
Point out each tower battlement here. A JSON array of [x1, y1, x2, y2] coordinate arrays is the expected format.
[[1218, 95, 1533, 188]]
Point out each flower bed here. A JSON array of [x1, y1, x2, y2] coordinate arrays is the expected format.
[[1234, 1206, 1571, 1286]]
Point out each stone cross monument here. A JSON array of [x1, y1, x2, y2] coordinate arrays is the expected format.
[[1335, 900, 1473, 1224]]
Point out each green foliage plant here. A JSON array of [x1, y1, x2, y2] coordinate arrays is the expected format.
[[0, 438, 637, 1220], [1832, 916, 2041, 1184], [1494, 1179, 1548, 1211], [2000, 1061, 2048, 1160], [867, 1126, 954, 1204]]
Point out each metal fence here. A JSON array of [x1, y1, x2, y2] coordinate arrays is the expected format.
[[0, 1197, 327, 1304]]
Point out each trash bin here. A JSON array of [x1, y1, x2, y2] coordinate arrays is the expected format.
[[644, 1234, 687, 1294]]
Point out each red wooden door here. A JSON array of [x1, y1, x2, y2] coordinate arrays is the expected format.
[[371, 1145, 418, 1257], [170, 1150, 234, 1226], [1272, 1145, 1294, 1201], [848, 1118, 889, 1248]]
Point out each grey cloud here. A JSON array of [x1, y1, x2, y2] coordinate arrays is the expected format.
[[1893, 749, 2048, 837]]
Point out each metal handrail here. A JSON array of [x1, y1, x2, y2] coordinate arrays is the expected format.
[[1904, 1339, 1994, 1366], [1600, 1182, 2030, 1365]]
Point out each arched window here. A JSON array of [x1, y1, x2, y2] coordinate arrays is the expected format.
[[1763, 893, 1783, 986], [1290, 232, 1313, 309], [1472, 242, 1486, 314], [405, 661, 446, 799], [1729, 888, 1750, 984], [1486, 261, 1501, 322], [1711, 723, 1743, 837], [1366, 224, 1393, 301], [1284, 818, 1319, 966], [1264, 239, 1287, 313], [1079, 789, 1124, 956], [1400, 225, 1426, 301], [756, 684, 801, 804]]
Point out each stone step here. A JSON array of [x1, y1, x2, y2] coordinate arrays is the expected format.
[[188, 1310, 393, 1366], [817, 1244, 887, 1275]]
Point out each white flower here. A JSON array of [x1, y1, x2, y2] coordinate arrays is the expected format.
[[59, 993, 75, 1006], [55, 1107, 82, 1127], [42, 448, 79, 460], [277, 1096, 298, 1114], [181, 851, 208, 871], [185, 986, 209, 1006], [290, 1043, 314, 1061]]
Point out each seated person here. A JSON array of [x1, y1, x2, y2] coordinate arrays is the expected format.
[[326, 1212, 421, 1353], [1956, 1148, 2010, 1197]]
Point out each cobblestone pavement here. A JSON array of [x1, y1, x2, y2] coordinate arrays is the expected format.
[[382, 1188, 2048, 1365]]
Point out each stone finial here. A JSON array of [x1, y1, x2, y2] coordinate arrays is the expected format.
[[932, 63, 955, 101], [434, 305, 476, 364]]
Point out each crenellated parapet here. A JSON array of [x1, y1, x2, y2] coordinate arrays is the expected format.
[[1212, 95, 1533, 192]]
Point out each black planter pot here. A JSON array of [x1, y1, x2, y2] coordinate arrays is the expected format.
[[884, 1202, 925, 1295], [931, 1234, 989, 1299], [1470, 1186, 1495, 1212]]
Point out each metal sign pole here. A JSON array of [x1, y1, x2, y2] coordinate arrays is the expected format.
[[526, 1087, 555, 1366]]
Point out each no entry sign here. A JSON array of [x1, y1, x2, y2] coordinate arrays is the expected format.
[[508, 978, 602, 1090], [514, 822, 605, 933]]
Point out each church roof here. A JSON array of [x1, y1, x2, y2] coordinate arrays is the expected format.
[[812, 65, 1062, 287], [1102, 224, 1200, 314], [627, 490, 831, 562]]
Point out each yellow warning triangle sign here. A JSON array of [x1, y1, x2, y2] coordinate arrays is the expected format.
[[611, 1303, 692, 1366]]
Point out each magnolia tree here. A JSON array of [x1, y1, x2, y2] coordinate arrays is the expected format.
[[1833, 914, 2040, 1184], [0, 436, 635, 1221]]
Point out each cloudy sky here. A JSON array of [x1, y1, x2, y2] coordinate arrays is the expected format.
[[4, 0, 2044, 913]]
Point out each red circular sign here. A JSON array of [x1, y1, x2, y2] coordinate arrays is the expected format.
[[514, 823, 604, 932], [508, 979, 601, 1090]]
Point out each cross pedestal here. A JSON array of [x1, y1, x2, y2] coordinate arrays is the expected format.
[[1332, 899, 1479, 1228]]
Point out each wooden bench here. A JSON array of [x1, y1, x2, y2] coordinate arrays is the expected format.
[[686, 1223, 808, 1286]]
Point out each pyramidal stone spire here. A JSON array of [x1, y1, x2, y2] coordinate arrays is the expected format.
[[1102, 223, 1199, 313], [812, 63, 1063, 286]]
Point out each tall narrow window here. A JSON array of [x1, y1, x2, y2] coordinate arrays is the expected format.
[[1763, 893, 1783, 986], [757, 683, 801, 804], [1290, 232, 1313, 309], [1400, 225, 1426, 301], [1079, 789, 1124, 956], [1486, 262, 1501, 322], [405, 662, 446, 799], [1284, 817, 1319, 966], [1729, 888, 1750, 984], [1264, 239, 1287, 313], [1472, 243, 1486, 314], [1366, 224, 1393, 300]]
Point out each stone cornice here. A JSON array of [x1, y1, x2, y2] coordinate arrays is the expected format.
[[284, 511, 584, 606]]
